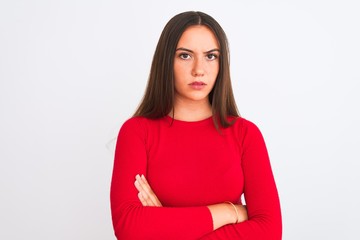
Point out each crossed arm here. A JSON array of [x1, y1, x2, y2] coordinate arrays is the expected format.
[[134, 174, 248, 230], [111, 118, 282, 239]]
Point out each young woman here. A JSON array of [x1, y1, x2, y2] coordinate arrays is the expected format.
[[110, 11, 282, 239]]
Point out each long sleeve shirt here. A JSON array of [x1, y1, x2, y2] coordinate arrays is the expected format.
[[110, 116, 282, 239]]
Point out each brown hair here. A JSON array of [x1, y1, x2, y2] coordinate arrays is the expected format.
[[133, 11, 239, 129]]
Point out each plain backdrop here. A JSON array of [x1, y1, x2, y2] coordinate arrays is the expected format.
[[1, 0, 359, 239]]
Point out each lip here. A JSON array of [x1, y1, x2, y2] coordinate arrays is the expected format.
[[189, 81, 206, 90]]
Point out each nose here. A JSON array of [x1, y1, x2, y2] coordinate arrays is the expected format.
[[191, 58, 205, 77]]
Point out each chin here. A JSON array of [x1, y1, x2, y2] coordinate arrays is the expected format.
[[188, 95, 210, 102]]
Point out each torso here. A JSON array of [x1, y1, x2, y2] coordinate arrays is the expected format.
[[138, 116, 245, 206]]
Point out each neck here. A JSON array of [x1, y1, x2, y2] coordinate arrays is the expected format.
[[170, 97, 212, 122]]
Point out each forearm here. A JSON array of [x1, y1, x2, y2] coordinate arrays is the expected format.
[[202, 119, 283, 240], [113, 176, 215, 239], [202, 121, 282, 239], [200, 214, 282, 240], [207, 203, 247, 230], [131, 174, 248, 238], [135, 174, 248, 231], [111, 200, 213, 239]]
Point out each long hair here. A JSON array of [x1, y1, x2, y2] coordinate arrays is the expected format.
[[133, 11, 240, 129]]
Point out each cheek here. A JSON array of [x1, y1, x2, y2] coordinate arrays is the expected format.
[[208, 64, 219, 80], [174, 62, 189, 80], [173, 61, 182, 74]]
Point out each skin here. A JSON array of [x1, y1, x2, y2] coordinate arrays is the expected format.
[[171, 25, 219, 121], [134, 26, 248, 230]]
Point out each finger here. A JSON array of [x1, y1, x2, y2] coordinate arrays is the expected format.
[[140, 175, 162, 206], [134, 178, 143, 193], [136, 174, 162, 207], [136, 175, 158, 206], [135, 175, 157, 206], [137, 192, 148, 206], [134, 179, 154, 206]]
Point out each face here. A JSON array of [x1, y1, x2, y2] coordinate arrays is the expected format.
[[173, 25, 220, 105]]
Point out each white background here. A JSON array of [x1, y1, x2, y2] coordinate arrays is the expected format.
[[1, 0, 359, 239]]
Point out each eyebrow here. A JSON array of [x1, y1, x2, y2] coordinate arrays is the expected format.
[[175, 47, 220, 54]]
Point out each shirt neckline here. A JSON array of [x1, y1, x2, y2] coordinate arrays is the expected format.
[[164, 115, 213, 126]]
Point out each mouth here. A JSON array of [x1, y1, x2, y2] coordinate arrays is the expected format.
[[188, 81, 206, 90], [189, 81, 206, 86]]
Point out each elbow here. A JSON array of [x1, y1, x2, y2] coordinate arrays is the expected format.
[[112, 211, 129, 239], [113, 227, 139, 240], [111, 211, 135, 239], [247, 210, 282, 240], [112, 215, 144, 240], [112, 205, 149, 240]]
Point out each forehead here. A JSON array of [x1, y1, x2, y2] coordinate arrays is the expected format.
[[176, 25, 219, 49]]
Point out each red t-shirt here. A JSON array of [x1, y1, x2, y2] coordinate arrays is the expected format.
[[110, 116, 282, 239]]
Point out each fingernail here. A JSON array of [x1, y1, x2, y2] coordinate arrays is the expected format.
[[135, 174, 140, 179]]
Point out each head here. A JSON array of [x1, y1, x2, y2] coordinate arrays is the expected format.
[[134, 11, 239, 128]]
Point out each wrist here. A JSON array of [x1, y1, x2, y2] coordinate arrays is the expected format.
[[224, 201, 239, 224], [207, 203, 235, 230], [237, 205, 248, 222]]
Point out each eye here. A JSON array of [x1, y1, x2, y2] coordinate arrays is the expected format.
[[206, 53, 218, 60], [179, 53, 191, 60]]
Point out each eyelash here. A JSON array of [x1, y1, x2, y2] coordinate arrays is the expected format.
[[178, 53, 219, 60], [206, 53, 218, 60], [179, 53, 191, 60]]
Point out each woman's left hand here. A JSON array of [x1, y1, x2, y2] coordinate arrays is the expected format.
[[134, 174, 163, 207]]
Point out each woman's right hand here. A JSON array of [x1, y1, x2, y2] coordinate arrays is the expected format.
[[207, 203, 248, 230], [134, 174, 248, 230], [235, 204, 248, 223]]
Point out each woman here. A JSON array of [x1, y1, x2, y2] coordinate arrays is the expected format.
[[110, 11, 282, 239]]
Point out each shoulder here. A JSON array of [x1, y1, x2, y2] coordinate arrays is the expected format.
[[121, 116, 148, 129], [116, 117, 151, 145], [119, 116, 164, 135], [228, 117, 265, 143], [120, 116, 150, 132], [230, 116, 262, 134]]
